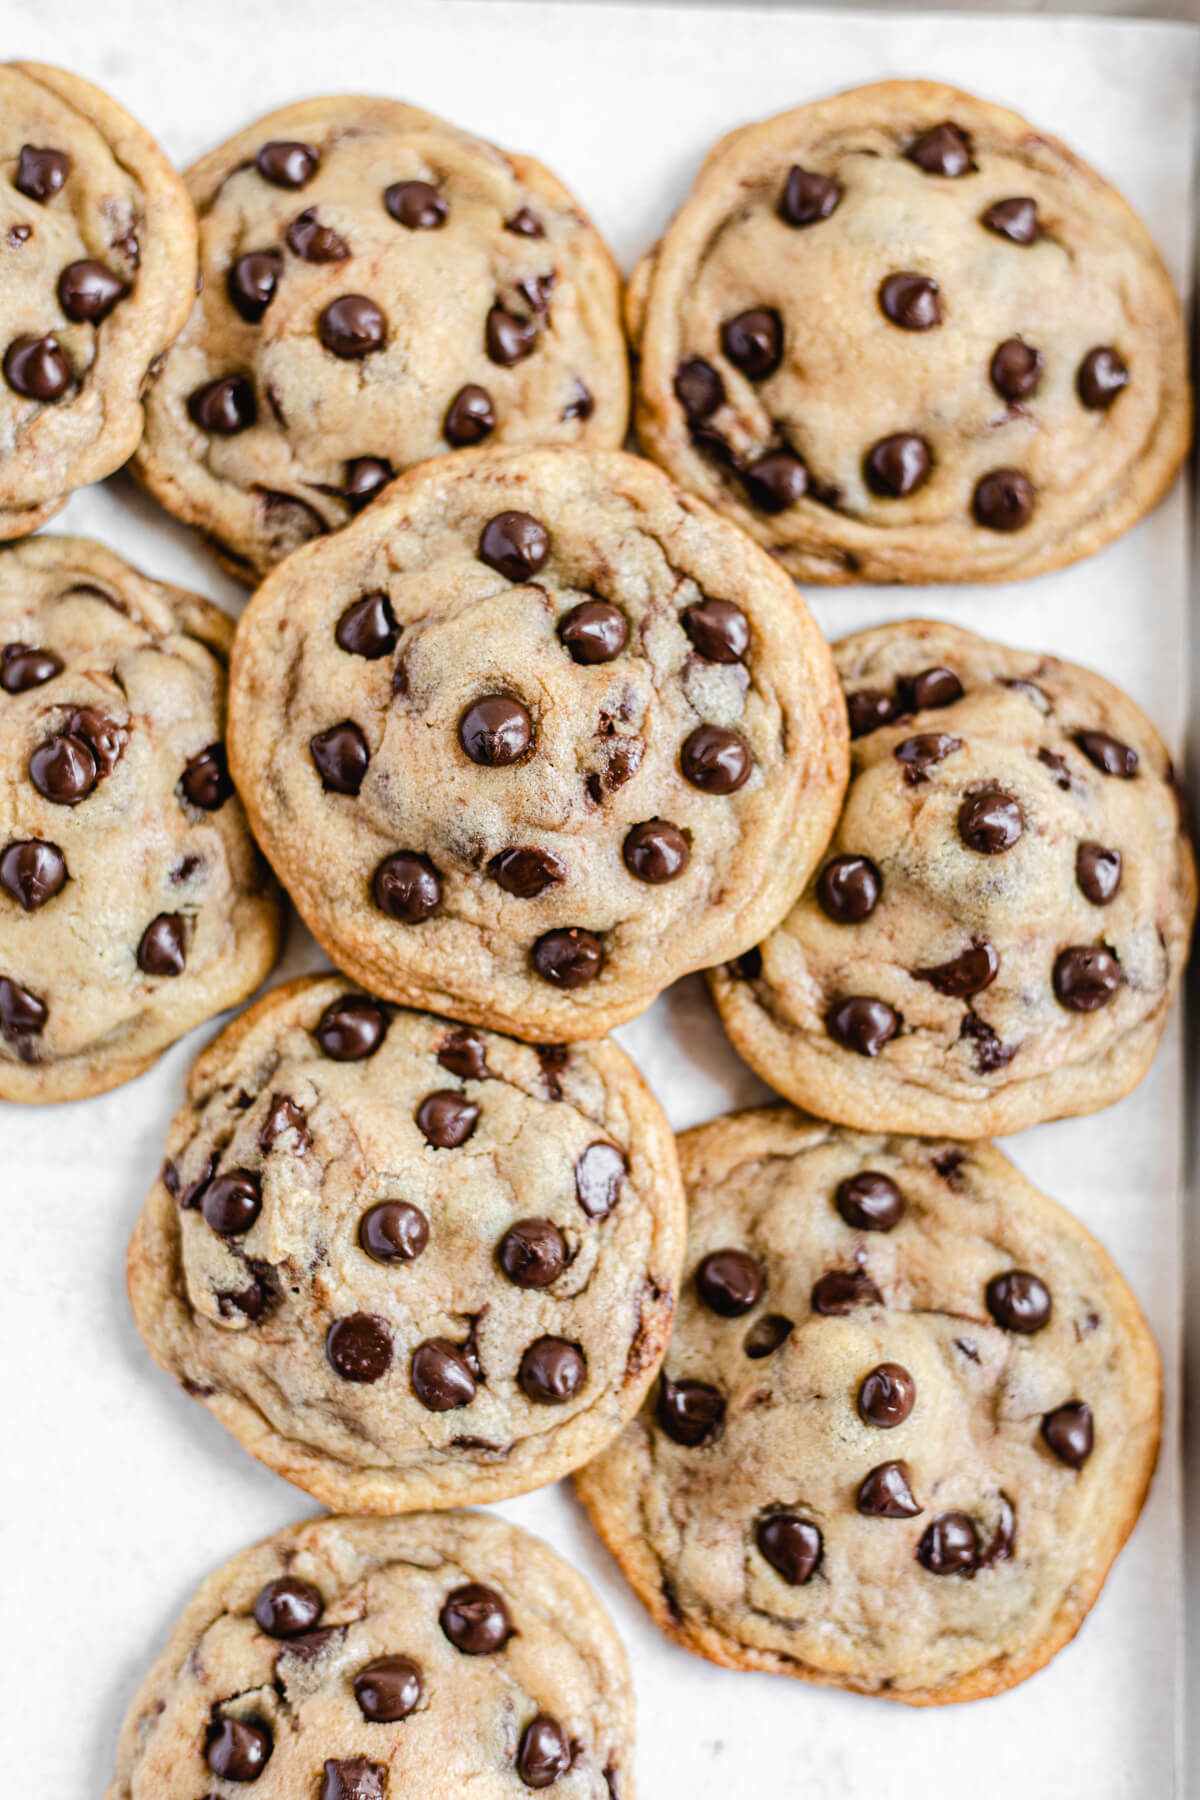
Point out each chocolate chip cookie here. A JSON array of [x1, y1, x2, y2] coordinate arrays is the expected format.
[[127, 972, 685, 1509], [227, 444, 847, 1040], [0, 63, 196, 538], [108, 1509, 635, 1798], [711, 620, 1195, 1137], [629, 80, 1190, 584], [0, 535, 279, 1102], [576, 1107, 1160, 1704], [134, 96, 627, 582]]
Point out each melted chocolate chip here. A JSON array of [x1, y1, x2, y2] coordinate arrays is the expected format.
[[436, 1028, 488, 1081], [319, 295, 386, 357], [460, 694, 534, 766], [680, 725, 751, 793], [721, 308, 783, 380], [57, 259, 127, 323], [958, 787, 1025, 855], [990, 338, 1043, 401], [894, 732, 963, 782], [181, 743, 233, 810], [201, 1170, 261, 1236], [973, 469, 1035, 532], [316, 996, 388, 1060], [847, 689, 897, 737], [29, 733, 97, 804], [1053, 945, 1122, 1011], [826, 996, 900, 1056], [373, 852, 441, 922], [879, 273, 942, 331], [743, 1314, 793, 1358], [0, 840, 66, 910], [445, 383, 495, 446], [575, 1141, 626, 1218], [354, 1655, 422, 1722], [228, 250, 282, 322], [1078, 347, 1128, 410], [15, 146, 69, 203], [657, 1375, 725, 1446], [479, 510, 550, 580], [256, 140, 318, 187], [907, 121, 973, 177], [675, 357, 725, 422], [682, 598, 748, 662], [440, 1583, 512, 1654], [285, 208, 350, 262], [1076, 730, 1137, 778], [1, 643, 61, 691], [918, 941, 999, 998], [337, 591, 399, 658], [310, 721, 369, 793], [321, 1758, 386, 1800], [498, 1218, 567, 1288], [836, 1171, 905, 1231], [343, 458, 392, 511], [532, 928, 603, 988], [0, 975, 46, 1048], [986, 1269, 1051, 1333], [623, 820, 689, 884], [411, 1338, 477, 1409], [559, 600, 627, 663], [858, 1363, 916, 1428], [385, 179, 447, 229], [1042, 1400, 1094, 1468], [696, 1248, 763, 1317], [816, 854, 881, 923], [489, 846, 565, 897], [1076, 842, 1122, 905], [742, 449, 808, 512], [360, 1201, 429, 1264], [780, 165, 840, 225], [507, 207, 544, 237], [812, 1269, 883, 1315], [416, 1089, 480, 1148], [756, 1514, 822, 1584], [486, 304, 538, 365], [904, 667, 963, 711], [865, 433, 932, 498], [857, 1460, 922, 1517], [206, 1716, 272, 1780], [188, 374, 256, 434], [959, 1012, 1017, 1073], [254, 1576, 322, 1638], [260, 1095, 310, 1153], [983, 197, 1038, 244], [519, 1336, 586, 1404], [517, 1715, 571, 1789], [138, 913, 186, 977], [4, 333, 70, 399], [917, 1512, 978, 1575], [327, 1313, 393, 1382]]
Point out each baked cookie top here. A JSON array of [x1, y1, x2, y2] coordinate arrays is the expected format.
[[227, 446, 848, 1041], [108, 1510, 635, 1799], [712, 620, 1195, 1138], [0, 536, 279, 1103], [629, 80, 1190, 585], [128, 973, 686, 1511], [576, 1108, 1160, 1705], [0, 63, 196, 538], [135, 95, 627, 581]]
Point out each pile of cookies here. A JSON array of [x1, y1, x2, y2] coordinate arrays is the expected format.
[[0, 62, 1190, 1793]]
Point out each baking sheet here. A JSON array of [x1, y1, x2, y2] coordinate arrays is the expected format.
[[0, 2, 1195, 1793]]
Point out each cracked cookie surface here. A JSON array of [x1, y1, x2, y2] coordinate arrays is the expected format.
[[134, 95, 627, 581], [711, 619, 1195, 1137], [108, 1509, 635, 1798], [128, 973, 685, 1510], [629, 80, 1190, 584], [0, 535, 279, 1102], [575, 1107, 1160, 1704]]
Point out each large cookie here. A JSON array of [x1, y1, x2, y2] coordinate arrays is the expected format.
[[227, 445, 847, 1041], [711, 620, 1195, 1137], [128, 973, 686, 1510], [134, 95, 627, 581], [629, 81, 1190, 584], [108, 1510, 635, 1798], [0, 63, 196, 537], [576, 1108, 1161, 1704], [0, 536, 279, 1102]]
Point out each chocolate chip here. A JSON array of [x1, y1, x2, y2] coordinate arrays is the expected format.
[[507, 207, 544, 237], [894, 732, 963, 782], [917, 940, 999, 998], [865, 433, 931, 498], [65, 707, 123, 778], [858, 1362, 916, 1428], [4, 333, 69, 399], [958, 788, 1025, 855], [559, 600, 627, 664], [489, 846, 564, 897], [742, 449, 807, 512], [228, 250, 282, 322], [586, 740, 642, 803], [973, 469, 1035, 532], [445, 383, 495, 446], [1054, 944, 1121, 1012], [486, 304, 538, 365], [826, 996, 900, 1056], [680, 725, 751, 793], [1078, 347, 1128, 410], [696, 1249, 763, 1317], [354, 1656, 422, 1722], [959, 1013, 1017, 1074], [812, 1268, 883, 1315], [519, 1336, 586, 1404], [917, 1512, 978, 1575], [986, 1269, 1051, 1333], [318, 1759, 386, 1800], [1039, 747, 1073, 791], [779, 165, 840, 225], [0, 840, 66, 910], [983, 197, 1038, 244], [682, 598, 748, 663], [879, 274, 942, 331], [674, 357, 725, 422], [835, 1171, 904, 1231], [15, 146, 69, 202], [460, 693, 534, 767], [1, 643, 61, 692], [1076, 842, 1122, 905], [201, 1169, 261, 1236], [1076, 730, 1137, 778], [360, 1201, 429, 1264], [206, 1716, 272, 1780], [907, 122, 973, 177], [756, 1514, 822, 1584], [575, 1141, 626, 1218], [743, 1314, 793, 1358], [847, 690, 897, 738], [327, 1313, 393, 1382], [337, 591, 398, 658], [479, 511, 549, 580], [259, 1095, 310, 1153], [857, 1460, 922, 1517], [657, 1375, 724, 1446], [903, 667, 963, 711], [498, 1219, 567, 1288], [532, 927, 603, 988], [990, 339, 1043, 404], [440, 1583, 512, 1654], [1042, 1400, 1094, 1468], [254, 1576, 323, 1638], [623, 820, 689, 884], [816, 854, 881, 923], [517, 1715, 571, 1789], [721, 308, 783, 380], [57, 259, 127, 323], [385, 179, 447, 229], [343, 458, 392, 512], [137, 913, 186, 977], [0, 975, 46, 1047], [436, 1028, 488, 1080], [411, 1338, 477, 1410], [310, 721, 369, 794], [373, 852, 441, 922], [316, 996, 388, 1060], [256, 140, 318, 186], [319, 295, 386, 357], [29, 733, 96, 804], [187, 374, 256, 433], [416, 1089, 479, 1148], [181, 744, 233, 811]]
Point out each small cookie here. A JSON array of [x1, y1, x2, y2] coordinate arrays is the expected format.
[[711, 620, 1195, 1137], [134, 95, 627, 581], [0, 63, 196, 537], [108, 1509, 635, 1798], [630, 80, 1190, 584], [576, 1107, 1160, 1704], [128, 973, 685, 1510], [0, 536, 279, 1102], [227, 445, 848, 1041]]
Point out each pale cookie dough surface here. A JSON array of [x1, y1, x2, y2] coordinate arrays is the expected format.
[[630, 80, 1190, 585], [128, 973, 686, 1511], [135, 95, 627, 581], [0, 62, 196, 537], [227, 445, 848, 1041], [0, 536, 279, 1102], [711, 620, 1195, 1138], [108, 1510, 635, 1799], [576, 1108, 1161, 1704]]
